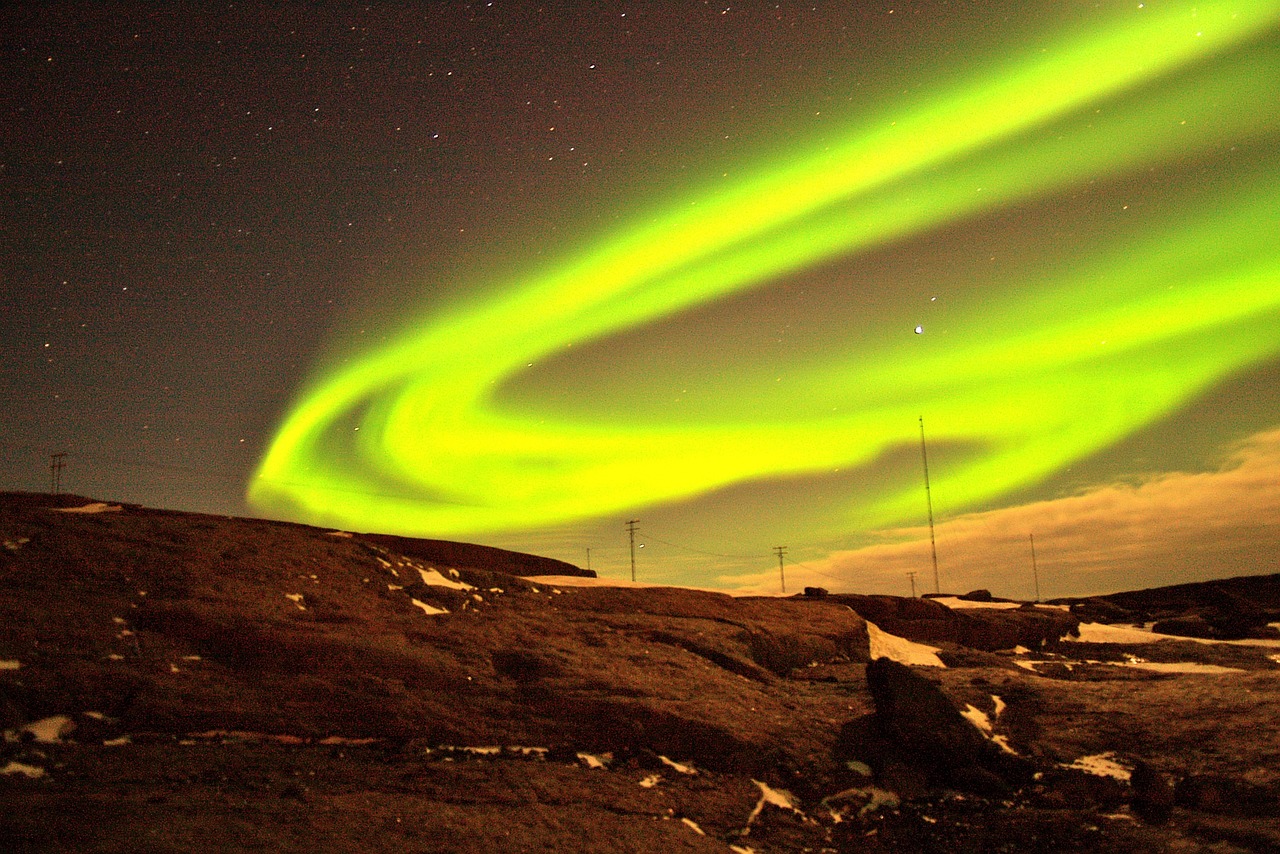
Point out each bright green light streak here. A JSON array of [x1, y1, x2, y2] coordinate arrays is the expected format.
[[250, 1, 1280, 538]]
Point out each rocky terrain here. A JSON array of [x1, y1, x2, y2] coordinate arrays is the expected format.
[[2, 491, 1278, 852]]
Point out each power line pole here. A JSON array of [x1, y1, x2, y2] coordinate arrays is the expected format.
[[919, 417, 940, 594], [774, 546, 787, 594], [1029, 533, 1041, 603], [49, 453, 67, 496], [907, 571, 917, 598], [626, 520, 639, 582], [585, 547, 592, 573]]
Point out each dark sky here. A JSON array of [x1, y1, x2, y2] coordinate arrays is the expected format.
[[4, 2, 1278, 597]]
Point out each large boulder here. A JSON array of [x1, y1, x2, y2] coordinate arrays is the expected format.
[[863, 657, 1030, 795]]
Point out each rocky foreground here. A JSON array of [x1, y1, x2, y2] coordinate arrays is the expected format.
[[2, 492, 1279, 852]]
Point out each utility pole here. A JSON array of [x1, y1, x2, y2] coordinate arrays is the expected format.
[[919, 417, 940, 594], [907, 571, 917, 598], [626, 520, 639, 582], [774, 546, 788, 594], [585, 547, 592, 574], [49, 453, 67, 496], [1029, 533, 1041, 603]]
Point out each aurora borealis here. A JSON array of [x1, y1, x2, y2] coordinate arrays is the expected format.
[[6, 2, 1279, 596], [246, 1, 1280, 592]]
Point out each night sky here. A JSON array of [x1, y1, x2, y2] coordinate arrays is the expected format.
[[4, 2, 1278, 599]]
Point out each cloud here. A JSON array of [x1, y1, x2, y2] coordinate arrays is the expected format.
[[726, 428, 1280, 599]]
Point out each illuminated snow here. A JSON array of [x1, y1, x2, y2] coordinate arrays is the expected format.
[[53, 502, 122, 514], [411, 599, 448, 616], [866, 620, 945, 667], [417, 567, 475, 591], [1067, 752, 1131, 781]]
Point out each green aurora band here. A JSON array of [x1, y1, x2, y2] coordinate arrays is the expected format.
[[250, 1, 1280, 542]]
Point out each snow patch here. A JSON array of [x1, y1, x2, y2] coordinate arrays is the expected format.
[[284, 593, 306, 610], [53, 502, 122, 514], [962, 704, 992, 734], [0, 660, 20, 670], [325, 530, 353, 537], [639, 774, 662, 788], [866, 620, 945, 667], [103, 736, 131, 747], [746, 779, 804, 828], [1069, 622, 1280, 648], [1067, 751, 1131, 781], [962, 697, 1020, 755], [932, 597, 1023, 610], [660, 755, 696, 775], [418, 567, 475, 591], [1, 761, 44, 778], [577, 751, 611, 769], [23, 715, 74, 743], [680, 817, 705, 835], [411, 599, 448, 616]]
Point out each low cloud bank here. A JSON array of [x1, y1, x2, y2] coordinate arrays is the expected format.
[[728, 428, 1280, 599]]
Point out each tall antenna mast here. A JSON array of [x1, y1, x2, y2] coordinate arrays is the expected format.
[[919, 417, 940, 594], [774, 546, 788, 594], [1029, 533, 1041, 603]]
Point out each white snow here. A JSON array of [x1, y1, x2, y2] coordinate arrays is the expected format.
[[284, 593, 306, 610], [0, 660, 20, 670], [447, 746, 500, 756], [639, 774, 662, 788], [1066, 751, 1131, 781], [103, 736, 131, 747], [325, 530, 353, 537], [746, 779, 804, 827], [1068, 622, 1280, 648], [576, 751, 611, 769], [660, 756, 697, 775], [53, 502, 122, 514], [866, 620, 945, 667], [962, 697, 1020, 755], [24, 714, 74, 743], [411, 599, 448, 616], [1, 761, 45, 778], [962, 704, 992, 734], [680, 817, 705, 835], [932, 597, 1023, 610], [418, 567, 475, 591]]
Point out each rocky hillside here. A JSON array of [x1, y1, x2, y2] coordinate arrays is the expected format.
[[3, 492, 1278, 852]]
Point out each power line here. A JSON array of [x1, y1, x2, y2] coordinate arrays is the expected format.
[[639, 529, 760, 560]]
